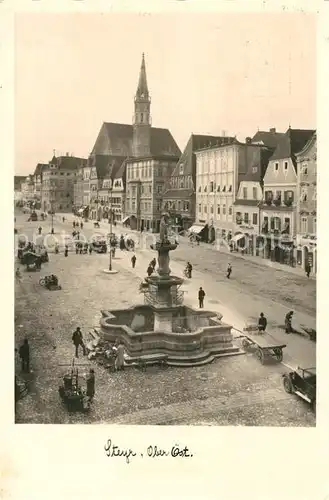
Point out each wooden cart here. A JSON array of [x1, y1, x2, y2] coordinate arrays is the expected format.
[[235, 329, 286, 365]]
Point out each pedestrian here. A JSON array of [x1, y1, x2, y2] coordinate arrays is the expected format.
[[86, 368, 95, 401], [89, 244, 92, 255], [76, 231, 80, 241], [305, 262, 311, 278], [131, 254, 137, 269], [64, 244, 68, 257], [79, 242, 83, 255], [147, 265, 154, 277], [186, 261, 192, 278], [73, 221, 75, 228], [38, 226, 42, 235], [62, 216, 65, 223], [55, 242, 59, 254], [285, 311, 294, 334], [75, 242, 79, 255], [111, 247, 115, 258], [72, 327, 86, 358], [15, 267, 22, 281], [150, 258, 156, 270], [19, 338, 30, 373], [80, 222, 83, 230], [258, 312, 267, 333], [115, 341, 125, 371], [226, 263, 232, 279], [198, 287, 205, 308]]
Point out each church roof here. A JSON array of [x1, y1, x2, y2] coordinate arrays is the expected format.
[[93, 122, 181, 158]]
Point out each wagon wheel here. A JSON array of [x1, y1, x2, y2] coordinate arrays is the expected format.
[[255, 348, 265, 364], [283, 375, 293, 394], [39, 278, 46, 286], [273, 347, 283, 363], [242, 338, 249, 350]]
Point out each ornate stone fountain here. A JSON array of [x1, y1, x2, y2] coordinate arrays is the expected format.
[[98, 214, 241, 366]]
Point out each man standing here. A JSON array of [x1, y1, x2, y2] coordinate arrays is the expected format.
[[305, 262, 311, 278], [19, 338, 30, 373], [285, 311, 294, 334], [258, 312, 267, 333], [72, 327, 86, 357], [131, 254, 137, 268], [64, 244, 69, 257], [226, 263, 232, 279], [198, 287, 205, 308], [115, 341, 125, 371], [186, 262, 192, 279]]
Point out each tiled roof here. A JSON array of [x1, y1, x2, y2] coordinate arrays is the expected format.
[[240, 147, 273, 182], [252, 130, 285, 149], [95, 122, 181, 158], [114, 159, 127, 180], [33, 163, 48, 176], [269, 128, 315, 163], [163, 188, 194, 199], [51, 156, 86, 171]]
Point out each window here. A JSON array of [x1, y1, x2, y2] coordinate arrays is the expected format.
[[222, 204, 226, 215], [204, 186, 207, 192], [300, 190, 307, 202], [228, 206, 232, 215], [198, 186, 201, 192], [302, 163, 308, 175], [141, 113, 143, 123], [252, 213, 258, 225], [204, 206, 207, 214], [210, 181, 214, 193], [179, 163, 184, 175], [186, 202, 189, 211], [222, 186, 226, 192], [228, 185, 232, 192], [199, 204, 202, 213], [244, 213, 249, 223], [60, 172, 64, 176], [210, 205, 214, 214], [275, 163, 279, 171], [284, 161, 288, 170], [301, 217, 307, 234], [252, 167, 258, 174], [148, 185, 152, 194], [157, 184, 162, 194], [242, 187, 247, 199], [217, 185, 221, 192], [217, 204, 220, 215], [313, 186, 317, 201], [265, 190, 273, 204], [313, 217, 317, 233], [178, 201, 181, 210], [252, 187, 257, 200]]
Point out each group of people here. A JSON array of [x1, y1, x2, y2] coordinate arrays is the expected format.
[[257, 310, 295, 335], [146, 258, 157, 277]]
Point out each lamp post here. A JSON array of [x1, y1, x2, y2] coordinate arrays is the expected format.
[[102, 181, 118, 275]]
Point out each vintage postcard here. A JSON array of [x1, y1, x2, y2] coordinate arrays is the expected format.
[[1, 1, 328, 499]]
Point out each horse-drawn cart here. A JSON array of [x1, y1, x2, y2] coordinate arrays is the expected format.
[[234, 327, 286, 365]]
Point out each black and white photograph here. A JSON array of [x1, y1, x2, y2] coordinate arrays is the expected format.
[[13, 10, 317, 427]]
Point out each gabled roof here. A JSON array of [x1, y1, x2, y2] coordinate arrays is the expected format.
[[252, 130, 285, 149], [269, 128, 315, 163], [241, 147, 273, 182], [295, 131, 316, 157], [94, 122, 181, 159], [51, 155, 86, 171]]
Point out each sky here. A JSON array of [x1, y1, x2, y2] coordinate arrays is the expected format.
[[15, 12, 316, 175]]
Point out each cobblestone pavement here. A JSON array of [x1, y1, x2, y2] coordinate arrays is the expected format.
[[14, 212, 315, 425]]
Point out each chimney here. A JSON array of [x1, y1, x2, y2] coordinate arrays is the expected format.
[[246, 137, 252, 144], [270, 128, 276, 134]]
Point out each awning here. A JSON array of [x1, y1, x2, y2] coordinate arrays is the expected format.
[[188, 225, 205, 235], [122, 216, 131, 224], [231, 233, 245, 243]]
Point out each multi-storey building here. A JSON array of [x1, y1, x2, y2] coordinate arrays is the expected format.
[[21, 175, 35, 204], [41, 154, 85, 213], [162, 134, 234, 232], [232, 128, 284, 254], [14, 175, 26, 204], [32, 163, 47, 205], [194, 138, 269, 242], [96, 157, 126, 222], [73, 160, 87, 211], [295, 132, 317, 273], [259, 127, 315, 265]]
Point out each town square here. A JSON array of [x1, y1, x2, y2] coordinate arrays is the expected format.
[[14, 12, 316, 425]]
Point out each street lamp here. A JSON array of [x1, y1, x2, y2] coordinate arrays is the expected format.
[[102, 180, 118, 275]]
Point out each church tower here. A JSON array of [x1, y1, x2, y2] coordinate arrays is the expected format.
[[132, 53, 151, 157]]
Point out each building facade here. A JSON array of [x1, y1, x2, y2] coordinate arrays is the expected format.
[[259, 128, 315, 265], [73, 161, 86, 210], [21, 175, 35, 204], [41, 154, 85, 213], [194, 139, 268, 242], [14, 175, 26, 204], [295, 132, 317, 273], [162, 134, 234, 232]]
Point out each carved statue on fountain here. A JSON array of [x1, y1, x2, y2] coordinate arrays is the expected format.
[[150, 213, 178, 277], [159, 213, 170, 244]]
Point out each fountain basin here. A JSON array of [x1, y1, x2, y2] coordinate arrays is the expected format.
[[99, 305, 242, 366]]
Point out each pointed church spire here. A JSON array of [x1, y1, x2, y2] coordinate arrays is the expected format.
[[136, 53, 149, 99]]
